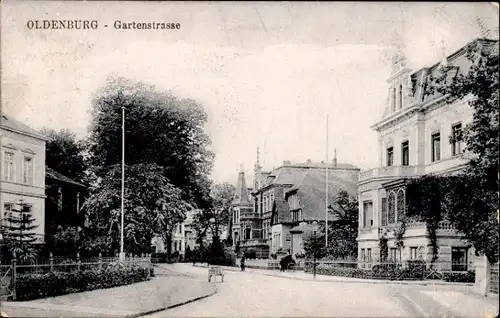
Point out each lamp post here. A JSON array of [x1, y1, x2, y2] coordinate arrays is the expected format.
[[119, 104, 126, 262]]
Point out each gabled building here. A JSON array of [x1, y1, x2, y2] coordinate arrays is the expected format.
[[357, 38, 497, 270], [230, 147, 360, 258], [1, 114, 47, 243], [278, 166, 359, 257]]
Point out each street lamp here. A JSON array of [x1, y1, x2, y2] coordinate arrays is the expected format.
[[119, 103, 126, 262]]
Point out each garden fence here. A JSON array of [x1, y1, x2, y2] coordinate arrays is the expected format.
[[0, 253, 152, 300]]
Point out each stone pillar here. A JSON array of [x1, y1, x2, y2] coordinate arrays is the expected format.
[[474, 255, 490, 296]]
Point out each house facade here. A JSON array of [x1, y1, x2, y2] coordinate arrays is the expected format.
[[357, 38, 497, 271], [1, 115, 47, 243], [151, 209, 197, 255], [231, 148, 360, 258], [278, 165, 359, 257]]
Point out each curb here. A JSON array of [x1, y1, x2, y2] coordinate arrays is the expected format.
[[1, 283, 217, 318], [124, 284, 218, 318], [193, 264, 475, 287]]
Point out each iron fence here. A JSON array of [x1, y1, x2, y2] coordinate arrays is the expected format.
[[0, 254, 152, 300], [490, 262, 499, 295]]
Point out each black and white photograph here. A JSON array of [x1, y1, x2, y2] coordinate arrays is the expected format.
[[0, 1, 498, 317]]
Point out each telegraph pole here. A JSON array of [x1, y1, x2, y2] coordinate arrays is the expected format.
[[325, 115, 329, 248], [119, 104, 125, 261]]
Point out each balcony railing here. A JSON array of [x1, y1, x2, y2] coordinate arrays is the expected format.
[[359, 165, 424, 181], [378, 221, 457, 236]]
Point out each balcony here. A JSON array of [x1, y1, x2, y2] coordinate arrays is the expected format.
[[378, 221, 458, 237], [240, 212, 260, 219], [359, 165, 424, 182]]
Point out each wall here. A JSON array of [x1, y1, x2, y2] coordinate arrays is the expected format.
[[1, 128, 46, 240]]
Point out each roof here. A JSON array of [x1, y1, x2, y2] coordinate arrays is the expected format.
[[290, 222, 313, 234], [232, 171, 252, 206], [378, 38, 498, 122], [291, 161, 359, 170], [286, 169, 358, 222], [273, 198, 292, 224], [272, 167, 309, 185], [1, 115, 48, 141], [46, 168, 86, 187]]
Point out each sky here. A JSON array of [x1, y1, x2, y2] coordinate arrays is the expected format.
[[1, 1, 498, 184]]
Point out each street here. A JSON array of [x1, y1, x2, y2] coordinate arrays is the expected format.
[[146, 264, 499, 318]]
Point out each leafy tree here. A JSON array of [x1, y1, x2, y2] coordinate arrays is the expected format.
[[87, 75, 214, 210], [82, 163, 190, 256], [303, 229, 327, 260], [325, 190, 359, 259], [41, 128, 87, 184], [193, 182, 235, 258], [45, 225, 82, 257], [406, 38, 499, 263]]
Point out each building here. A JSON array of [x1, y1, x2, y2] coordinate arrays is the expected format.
[[357, 38, 497, 270], [284, 169, 358, 257], [151, 209, 198, 255], [45, 168, 87, 234], [1, 114, 47, 243], [231, 148, 360, 258]]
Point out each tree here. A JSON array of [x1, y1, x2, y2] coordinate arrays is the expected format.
[[3, 201, 39, 263], [325, 190, 359, 259], [87, 75, 214, 210], [303, 230, 327, 260], [41, 128, 87, 184], [45, 225, 82, 257], [82, 163, 191, 256], [406, 38, 499, 263]]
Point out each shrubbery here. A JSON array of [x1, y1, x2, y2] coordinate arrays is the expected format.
[[15, 263, 151, 301], [304, 262, 425, 280], [304, 261, 475, 282], [443, 271, 475, 283]]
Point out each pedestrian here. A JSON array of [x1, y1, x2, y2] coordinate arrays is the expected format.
[[240, 255, 246, 271]]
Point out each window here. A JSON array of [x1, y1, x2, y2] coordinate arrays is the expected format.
[[245, 227, 251, 240], [381, 198, 388, 226], [451, 123, 463, 156], [401, 141, 409, 166], [386, 147, 394, 166], [399, 84, 403, 109], [3, 151, 14, 182], [363, 201, 373, 228], [361, 248, 365, 264], [390, 248, 397, 261], [367, 248, 372, 263], [392, 87, 397, 112], [388, 192, 396, 224], [431, 132, 441, 162], [410, 247, 418, 260], [2, 203, 13, 225], [292, 210, 301, 222], [451, 247, 468, 271], [273, 213, 278, 224]]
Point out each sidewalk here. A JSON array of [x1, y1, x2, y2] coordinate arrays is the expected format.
[[0, 274, 216, 318], [194, 263, 475, 287]]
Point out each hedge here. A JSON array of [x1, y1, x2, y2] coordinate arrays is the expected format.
[[304, 263, 426, 280], [15, 263, 151, 301], [442, 271, 475, 283], [304, 262, 476, 282]]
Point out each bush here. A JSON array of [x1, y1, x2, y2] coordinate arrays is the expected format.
[[270, 253, 277, 260], [443, 271, 475, 283], [151, 252, 167, 263], [305, 262, 426, 280], [295, 253, 306, 259], [15, 263, 150, 301]]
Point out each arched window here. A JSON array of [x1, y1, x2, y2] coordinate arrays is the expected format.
[[388, 192, 396, 224], [396, 189, 405, 221], [399, 84, 403, 109], [381, 197, 388, 226]]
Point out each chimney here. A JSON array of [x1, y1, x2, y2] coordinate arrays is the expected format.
[[282, 160, 291, 165], [333, 148, 338, 167]]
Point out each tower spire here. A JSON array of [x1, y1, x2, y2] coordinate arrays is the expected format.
[[439, 39, 448, 69], [254, 147, 261, 170]]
